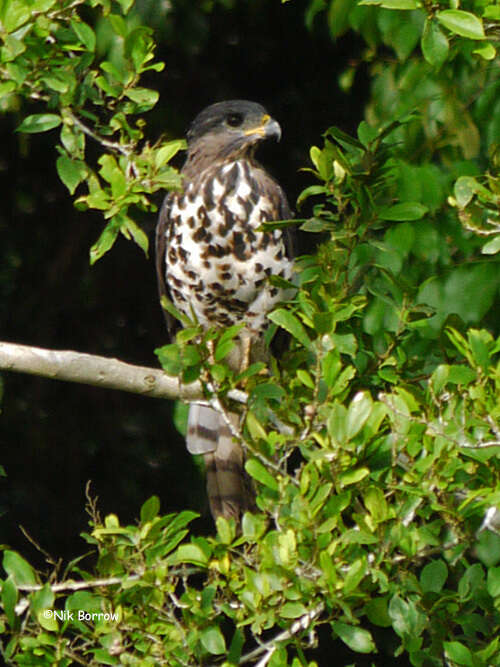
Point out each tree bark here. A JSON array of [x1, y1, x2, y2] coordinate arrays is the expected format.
[[0, 341, 246, 403]]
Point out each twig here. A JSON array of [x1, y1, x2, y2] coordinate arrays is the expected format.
[[0, 340, 247, 405], [66, 110, 133, 157], [17, 574, 141, 593], [209, 393, 299, 485], [239, 603, 324, 665], [460, 440, 500, 449]]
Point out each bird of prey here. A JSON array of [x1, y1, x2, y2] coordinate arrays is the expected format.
[[156, 100, 294, 520]]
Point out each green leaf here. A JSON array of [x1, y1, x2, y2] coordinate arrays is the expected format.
[[98, 154, 126, 198], [365, 597, 392, 627], [420, 559, 448, 593], [160, 296, 194, 330], [216, 516, 235, 545], [3, 550, 37, 585], [2, 34, 26, 60], [115, 0, 135, 15], [1, 576, 17, 628], [436, 10, 485, 40], [155, 343, 182, 375], [140, 496, 160, 522], [447, 365, 476, 385], [16, 114, 61, 134], [125, 87, 159, 108], [245, 459, 279, 491], [474, 43, 496, 60], [378, 202, 428, 221], [339, 467, 370, 487], [90, 219, 120, 265], [200, 626, 226, 655], [267, 309, 311, 348], [444, 642, 474, 666], [120, 216, 149, 255], [172, 400, 188, 436], [454, 176, 479, 207], [359, 0, 417, 6], [95, 76, 122, 97], [327, 402, 347, 445], [357, 121, 378, 147], [468, 328, 492, 370], [125, 26, 154, 72], [108, 13, 128, 37], [31, 583, 55, 625], [1, 0, 31, 32], [242, 512, 268, 541], [299, 216, 334, 232], [363, 486, 389, 523], [155, 140, 186, 168], [297, 368, 314, 388], [173, 543, 209, 567], [343, 557, 367, 595], [281, 602, 307, 618], [297, 186, 328, 207], [214, 324, 244, 362], [56, 155, 87, 194], [346, 391, 372, 440], [332, 621, 376, 654], [486, 566, 500, 598], [380, 0, 418, 9], [37, 607, 59, 632], [228, 628, 245, 665], [421, 19, 449, 68], [71, 19, 96, 51], [331, 332, 357, 356], [41, 72, 72, 94], [0, 81, 16, 99], [482, 236, 500, 255], [81, 185, 110, 211]]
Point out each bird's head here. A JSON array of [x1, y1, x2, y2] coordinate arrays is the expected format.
[[186, 100, 281, 162]]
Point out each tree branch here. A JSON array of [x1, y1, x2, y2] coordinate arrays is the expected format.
[[0, 341, 247, 404], [238, 602, 324, 665]]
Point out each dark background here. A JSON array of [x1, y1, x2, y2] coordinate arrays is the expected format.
[[0, 0, 367, 566]]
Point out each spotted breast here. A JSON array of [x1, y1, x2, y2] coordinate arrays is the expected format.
[[164, 159, 293, 334]]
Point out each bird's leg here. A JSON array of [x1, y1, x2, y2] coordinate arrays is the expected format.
[[239, 331, 252, 374], [206, 338, 216, 365]]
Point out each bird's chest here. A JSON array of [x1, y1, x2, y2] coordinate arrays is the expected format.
[[163, 161, 292, 331]]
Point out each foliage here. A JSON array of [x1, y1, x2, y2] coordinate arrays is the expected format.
[[1, 0, 500, 665], [0, 0, 183, 263]]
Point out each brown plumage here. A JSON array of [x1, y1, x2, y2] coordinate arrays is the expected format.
[[156, 100, 294, 521]]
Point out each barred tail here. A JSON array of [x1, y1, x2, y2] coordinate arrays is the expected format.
[[186, 404, 253, 520]]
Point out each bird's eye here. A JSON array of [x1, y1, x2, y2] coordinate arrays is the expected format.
[[226, 113, 244, 128]]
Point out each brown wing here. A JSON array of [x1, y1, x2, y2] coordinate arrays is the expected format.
[[155, 194, 179, 340], [253, 163, 296, 261]]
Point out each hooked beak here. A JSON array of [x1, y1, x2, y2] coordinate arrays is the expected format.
[[243, 114, 282, 141]]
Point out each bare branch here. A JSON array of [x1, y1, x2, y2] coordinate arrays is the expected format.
[[17, 575, 141, 594], [238, 603, 324, 665], [0, 341, 247, 404], [65, 110, 134, 157]]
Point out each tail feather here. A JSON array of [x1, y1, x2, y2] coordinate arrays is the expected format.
[[186, 404, 219, 455], [187, 404, 253, 520]]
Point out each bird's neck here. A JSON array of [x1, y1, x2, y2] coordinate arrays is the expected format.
[[182, 141, 257, 180]]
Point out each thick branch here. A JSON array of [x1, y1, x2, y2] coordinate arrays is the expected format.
[[0, 341, 246, 403]]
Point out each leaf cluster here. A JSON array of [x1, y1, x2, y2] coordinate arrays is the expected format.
[[0, 0, 183, 262]]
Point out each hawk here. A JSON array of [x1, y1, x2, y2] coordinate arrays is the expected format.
[[156, 100, 294, 520]]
